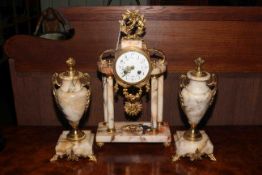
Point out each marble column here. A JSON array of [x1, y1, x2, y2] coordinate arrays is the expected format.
[[151, 76, 158, 129], [107, 76, 115, 131], [102, 77, 108, 124], [157, 75, 164, 124]]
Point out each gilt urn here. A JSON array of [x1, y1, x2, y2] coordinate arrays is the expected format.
[[179, 57, 217, 141]]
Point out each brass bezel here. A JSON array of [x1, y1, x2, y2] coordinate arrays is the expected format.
[[113, 47, 152, 88]]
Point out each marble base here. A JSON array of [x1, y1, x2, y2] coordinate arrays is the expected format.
[[50, 130, 96, 162], [172, 130, 216, 162], [96, 122, 171, 146]]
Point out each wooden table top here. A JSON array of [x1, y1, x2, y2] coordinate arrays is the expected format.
[[0, 126, 261, 175]]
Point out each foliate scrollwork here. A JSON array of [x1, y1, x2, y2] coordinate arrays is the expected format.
[[52, 72, 61, 108], [119, 10, 145, 40], [179, 74, 189, 108], [80, 73, 91, 87], [207, 73, 217, 106], [145, 82, 150, 92], [123, 88, 143, 116], [84, 90, 91, 111], [123, 88, 143, 102], [179, 74, 189, 89], [124, 101, 143, 116], [52, 73, 61, 88], [114, 83, 119, 93]]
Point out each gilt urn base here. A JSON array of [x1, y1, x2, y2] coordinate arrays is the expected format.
[[173, 130, 216, 162], [50, 130, 96, 162]]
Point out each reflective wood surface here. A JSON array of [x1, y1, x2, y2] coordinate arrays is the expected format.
[[0, 126, 261, 175]]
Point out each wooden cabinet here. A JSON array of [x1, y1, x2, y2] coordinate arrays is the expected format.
[[40, 0, 148, 9], [4, 6, 262, 126]]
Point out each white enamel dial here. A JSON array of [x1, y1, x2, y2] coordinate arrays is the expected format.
[[115, 51, 150, 84]]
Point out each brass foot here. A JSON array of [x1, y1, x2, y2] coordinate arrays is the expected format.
[[163, 142, 171, 147], [50, 154, 59, 162], [208, 153, 216, 161], [88, 155, 97, 162], [172, 154, 180, 162], [96, 142, 104, 147]]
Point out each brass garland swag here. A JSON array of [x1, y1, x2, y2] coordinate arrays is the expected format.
[[121, 82, 150, 116]]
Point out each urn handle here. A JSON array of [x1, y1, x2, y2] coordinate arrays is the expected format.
[[207, 73, 217, 106], [179, 74, 189, 90], [179, 74, 189, 108], [52, 73, 61, 87], [84, 90, 91, 111], [80, 73, 91, 88], [148, 48, 166, 64], [51, 73, 61, 109], [52, 73, 61, 96]]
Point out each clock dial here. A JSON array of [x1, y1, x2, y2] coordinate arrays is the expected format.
[[115, 51, 150, 84]]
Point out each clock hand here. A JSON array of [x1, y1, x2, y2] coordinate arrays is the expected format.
[[122, 65, 135, 77]]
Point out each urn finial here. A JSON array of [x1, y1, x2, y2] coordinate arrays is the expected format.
[[66, 57, 76, 77], [194, 57, 205, 77]]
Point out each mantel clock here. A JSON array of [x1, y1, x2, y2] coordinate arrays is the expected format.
[[96, 10, 171, 146]]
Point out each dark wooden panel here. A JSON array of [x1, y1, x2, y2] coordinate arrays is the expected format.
[[9, 59, 262, 126], [4, 6, 262, 73], [59, 6, 262, 21], [0, 126, 261, 175], [4, 6, 262, 126]]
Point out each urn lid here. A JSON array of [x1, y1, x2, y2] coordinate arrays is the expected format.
[[187, 57, 210, 81], [57, 57, 90, 86]]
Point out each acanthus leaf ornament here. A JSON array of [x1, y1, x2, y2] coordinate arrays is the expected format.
[[120, 10, 145, 40]]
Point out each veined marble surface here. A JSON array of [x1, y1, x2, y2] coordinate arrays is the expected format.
[[96, 122, 171, 144], [56, 80, 90, 122], [173, 130, 215, 161], [181, 80, 212, 125], [50, 130, 96, 162]]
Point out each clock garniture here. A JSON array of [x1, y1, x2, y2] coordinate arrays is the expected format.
[[96, 10, 171, 146], [173, 57, 217, 162], [50, 57, 96, 162]]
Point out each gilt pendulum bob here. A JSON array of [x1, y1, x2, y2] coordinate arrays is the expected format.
[[96, 10, 171, 146]]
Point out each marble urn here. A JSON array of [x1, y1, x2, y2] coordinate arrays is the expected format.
[[173, 57, 217, 162], [51, 57, 96, 162]]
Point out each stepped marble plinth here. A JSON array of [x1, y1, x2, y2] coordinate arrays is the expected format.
[[96, 122, 171, 146], [50, 130, 96, 162], [173, 130, 216, 161]]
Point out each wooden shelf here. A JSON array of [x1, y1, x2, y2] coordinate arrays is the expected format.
[[0, 126, 261, 175]]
